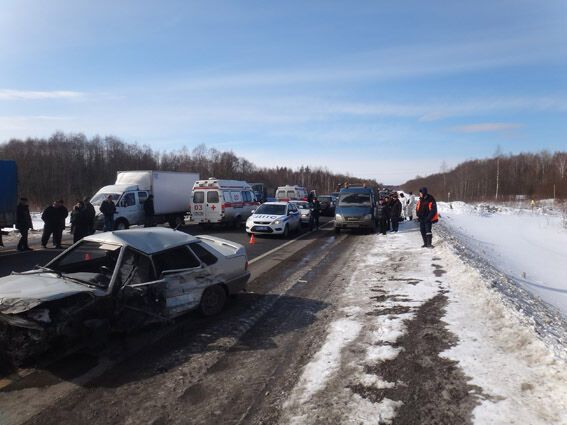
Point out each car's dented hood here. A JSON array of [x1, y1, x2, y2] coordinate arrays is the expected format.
[[0, 273, 96, 314]]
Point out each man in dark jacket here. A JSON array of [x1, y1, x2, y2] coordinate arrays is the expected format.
[[71, 201, 91, 243], [143, 194, 155, 228], [16, 198, 33, 251], [416, 187, 438, 248], [41, 201, 58, 248], [390, 193, 402, 232], [100, 195, 116, 231], [83, 197, 96, 235], [310, 198, 321, 231], [53, 200, 68, 248], [377, 198, 389, 235]]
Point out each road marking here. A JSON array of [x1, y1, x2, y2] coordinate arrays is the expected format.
[[249, 220, 335, 265]]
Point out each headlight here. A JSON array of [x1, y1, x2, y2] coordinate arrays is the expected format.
[[273, 219, 282, 225], [335, 214, 343, 221], [364, 214, 372, 220]]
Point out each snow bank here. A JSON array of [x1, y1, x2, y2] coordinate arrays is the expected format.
[[439, 201, 567, 317]]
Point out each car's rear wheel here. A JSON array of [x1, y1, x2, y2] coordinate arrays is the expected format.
[[199, 285, 227, 316]]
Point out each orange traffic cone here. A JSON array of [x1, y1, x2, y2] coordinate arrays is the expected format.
[[249, 233, 256, 245]]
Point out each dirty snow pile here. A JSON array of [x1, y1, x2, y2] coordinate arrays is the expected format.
[[438, 201, 567, 318], [281, 223, 567, 425]]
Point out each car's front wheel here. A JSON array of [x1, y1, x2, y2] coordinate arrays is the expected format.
[[199, 285, 227, 316], [282, 224, 289, 238]]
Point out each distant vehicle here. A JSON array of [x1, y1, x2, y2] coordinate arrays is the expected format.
[[246, 202, 301, 237], [290, 200, 312, 225], [275, 185, 308, 201], [191, 178, 258, 227], [91, 171, 199, 230], [250, 183, 267, 203], [0, 160, 17, 230], [334, 187, 378, 233], [317, 195, 336, 217], [0, 228, 250, 364]]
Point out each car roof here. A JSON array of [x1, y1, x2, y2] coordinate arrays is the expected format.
[[83, 227, 199, 254], [261, 201, 289, 206]]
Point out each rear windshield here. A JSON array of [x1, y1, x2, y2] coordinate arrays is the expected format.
[[318, 196, 332, 202], [207, 191, 220, 203], [193, 191, 204, 204], [339, 193, 372, 206], [255, 204, 287, 215]]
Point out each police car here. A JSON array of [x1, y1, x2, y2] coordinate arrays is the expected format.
[[246, 202, 301, 237]]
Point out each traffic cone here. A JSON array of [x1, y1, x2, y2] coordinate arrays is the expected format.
[[249, 233, 256, 245]]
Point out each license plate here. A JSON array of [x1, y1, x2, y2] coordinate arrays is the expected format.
[[255, 226, 269, 231], [193, 211, 203, 216]]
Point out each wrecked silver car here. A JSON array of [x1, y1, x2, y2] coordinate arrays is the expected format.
[[0, 228, 250, 364]]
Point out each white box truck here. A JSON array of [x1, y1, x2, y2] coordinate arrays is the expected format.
[[91, 170, 199, 230]]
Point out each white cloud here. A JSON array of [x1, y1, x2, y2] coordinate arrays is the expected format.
[[0, 89, 85, 100], [452, 122, 524, 133]]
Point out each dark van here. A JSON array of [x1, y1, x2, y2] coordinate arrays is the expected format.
[[334, 187, 377, 233]]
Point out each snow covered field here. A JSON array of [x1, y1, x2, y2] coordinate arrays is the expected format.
[[438, 201, 567, 318], [281, 223, 567, 424]]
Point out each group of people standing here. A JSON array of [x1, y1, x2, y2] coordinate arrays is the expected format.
[[376, 188, 438, 248]]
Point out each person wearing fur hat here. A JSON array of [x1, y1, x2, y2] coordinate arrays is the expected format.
[[416, 187, 438, 248]]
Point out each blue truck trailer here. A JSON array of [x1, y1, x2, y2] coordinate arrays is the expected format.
[[0, 160, 18, 229]]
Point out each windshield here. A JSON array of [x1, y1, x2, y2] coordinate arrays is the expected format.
[[90, 192, 120, 206], [339, 193, 372, 206], [292, 202, 310, 210], [255, 204, 287, 215], [319, 196, 332, 203], [47, 241, 122, 288]]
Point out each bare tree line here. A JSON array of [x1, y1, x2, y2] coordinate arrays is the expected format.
[[401, 151, 567, 202], [0, 132, 379, 209]]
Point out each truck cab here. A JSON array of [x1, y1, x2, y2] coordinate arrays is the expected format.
[[91, 185, 148, 230]]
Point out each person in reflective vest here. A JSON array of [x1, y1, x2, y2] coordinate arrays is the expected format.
[[416, 187, 439, 248]]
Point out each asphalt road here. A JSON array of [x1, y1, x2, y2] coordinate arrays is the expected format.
[[0, 217, 333, 277]]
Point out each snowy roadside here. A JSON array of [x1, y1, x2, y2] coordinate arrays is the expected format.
[[280, 222, 567, 425]]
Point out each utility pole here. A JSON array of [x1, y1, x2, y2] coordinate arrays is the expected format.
[[495, 157, 500, 201]]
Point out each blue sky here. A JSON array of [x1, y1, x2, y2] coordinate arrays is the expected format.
[[0, 0, 565, 184]]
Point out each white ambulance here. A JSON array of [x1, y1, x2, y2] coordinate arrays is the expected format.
[[191, 178, 259, 227], [275, 185, 308, 201]]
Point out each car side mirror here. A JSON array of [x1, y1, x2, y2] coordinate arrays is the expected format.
[[251, 209, 255, 214]]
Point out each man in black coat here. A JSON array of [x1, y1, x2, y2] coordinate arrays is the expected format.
[[41, 201, 58, 248], [71, 201, 91, 243], [310, 198, 321, 231], [143, 194, 155, 228], [100, 195, 116, 231], [83, 197, 96, 235], [416, 187, 438, 248], [390, 193, 403, 232], [16, 198, 33, 251], [377, 198, 389, 235], [53, 200, 68, 248]]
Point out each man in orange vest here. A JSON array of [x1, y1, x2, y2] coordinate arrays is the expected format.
[[416, 187, 439, 248]]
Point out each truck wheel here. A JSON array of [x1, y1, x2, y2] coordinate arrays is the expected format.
[[233, 216, 242, 229], [115, 219, 129, 230], [199, 285, 227, 316]]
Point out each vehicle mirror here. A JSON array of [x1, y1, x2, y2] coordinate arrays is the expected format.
[[251, 209, 255, 214]]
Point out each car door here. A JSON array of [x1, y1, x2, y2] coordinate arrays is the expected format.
[[152, 245, 214, 317], [288, 203, 300, 229], [118, 192, 139, 225]]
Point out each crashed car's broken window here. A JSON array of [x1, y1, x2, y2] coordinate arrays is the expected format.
[[153, 246, 200, 276], [47, 241, 122, 288], [189, 242, 218, 266], [118, 248, 155, 286]]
